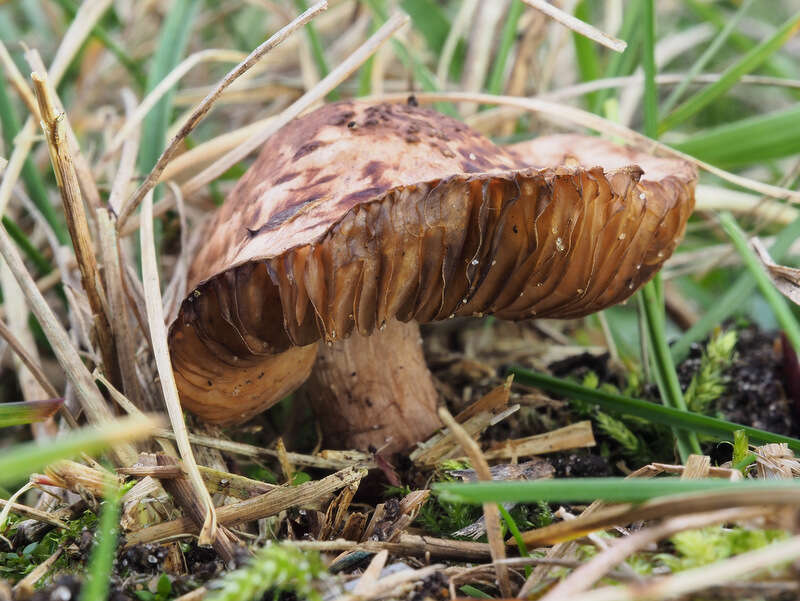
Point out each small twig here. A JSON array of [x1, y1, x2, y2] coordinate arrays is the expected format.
[[14, 548, 63, 596], [153, 428, 375, 470], [124, 466, 366, 546], [139, 189, 218, 546], [438, 407, 511, 598], [520, 0, 626, 53], [181, 11, 409, 196], [118, 0, 328, 227], [0, 498, 68, 530]]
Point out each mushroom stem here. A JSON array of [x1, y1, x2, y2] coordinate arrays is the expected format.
[[306, 319, 442, 454]]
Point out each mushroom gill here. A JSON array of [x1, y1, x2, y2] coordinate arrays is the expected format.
[[169, 100, 696, 452]]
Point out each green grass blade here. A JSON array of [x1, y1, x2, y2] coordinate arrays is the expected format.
[[683, 0, 797, 84], [641, 0, 657, 138], [591, 1, 643, 114], [357, 17, 377, 96], [53, 0, 145, 88], [2, 217, 53, 276], [485, 1, 525, 96], [672, 209, 800, 361], [435, 478, 800, 505], [137, 0, 199, 180], [497, 504, 530, 578], [400, 0, 451, 53], [639, 1, 697, 460], [0, 399, 63, 428], [659, 10, 800, 133], [459, 585, 493, 599], [363, 0, 457, 117], [293, 0, 339, 101], [717, 211, 800, 354], [508, 367, 800, 452], [671, 104, 800, 168], [0, 415, 154, 486], [641, 278, 701, 460], [78, 480, 122, 601], [572, 0, 601, 108], [661, 0, 754, 115], [0, 67, 69, 245]]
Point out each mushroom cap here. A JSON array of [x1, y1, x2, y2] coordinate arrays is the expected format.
[[170, 100, 695, 423]]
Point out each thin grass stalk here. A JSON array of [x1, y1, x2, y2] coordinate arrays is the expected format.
[[437, 407, 511, 598], [0, 63, 67, 243], [659, 10, 800, 133], [293, 0, 338, 100], [52, 0, 145, 87], [566, 534, 800, 601], [660, 0, 754, 115], [572, 0, 601, 108], [591, 1, 643, 114], [139, 189, 218, 545], [509, 367, 800, 451], [485, 0, 525, 96], [0, 415, 155, 486], [96, 210, 146, 409], [640, 0, 657, 139], [138, 0, 199, 187], [672, 208, 800, 361], [497, 505, 531, 579], [0, 0, 110, 244], [718, 211, 800, 354], [435, 478, 800, 505], [363, 0, 455, 116], [371, 91, 800, 202], [120, 0, 326, 228], [183, 12, 409, 195], [108, 49, 247, 157], [0, 193, 137, 465], [0, 318, 59, 400], [78, 480, 121, 601], [30, 72, 119, 388], [520, 0, 626, 52]]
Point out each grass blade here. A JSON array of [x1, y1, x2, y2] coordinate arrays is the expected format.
[[0, 398, 63, 428], [53, 0, 145, 88], [0, 414, 156, 486], [0, 66, 68, 244], [672, 208, 800, 361], [435, 478, 800, 505], [660, 10, 800, 133], [572, 0, 601, 108], [363, 0, 457, 117], [661, 0, 754, 115], [293, 0, 339, 100], [718, 211, 800, 354], [641, 0, 657, 138], [591, 1, 643, 114], [671, 104, 800, 168], [508, 367, 800, 451], [641, 278, 701, 459], [137, 0, 199, 181], [78, 480, 122, 601], [485, 0, 525, 96]]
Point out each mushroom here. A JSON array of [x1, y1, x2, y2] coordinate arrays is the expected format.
[[169, 100, 695, 453]]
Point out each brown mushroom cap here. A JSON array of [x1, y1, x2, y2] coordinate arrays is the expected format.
[[170, 100, 696, 424]]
